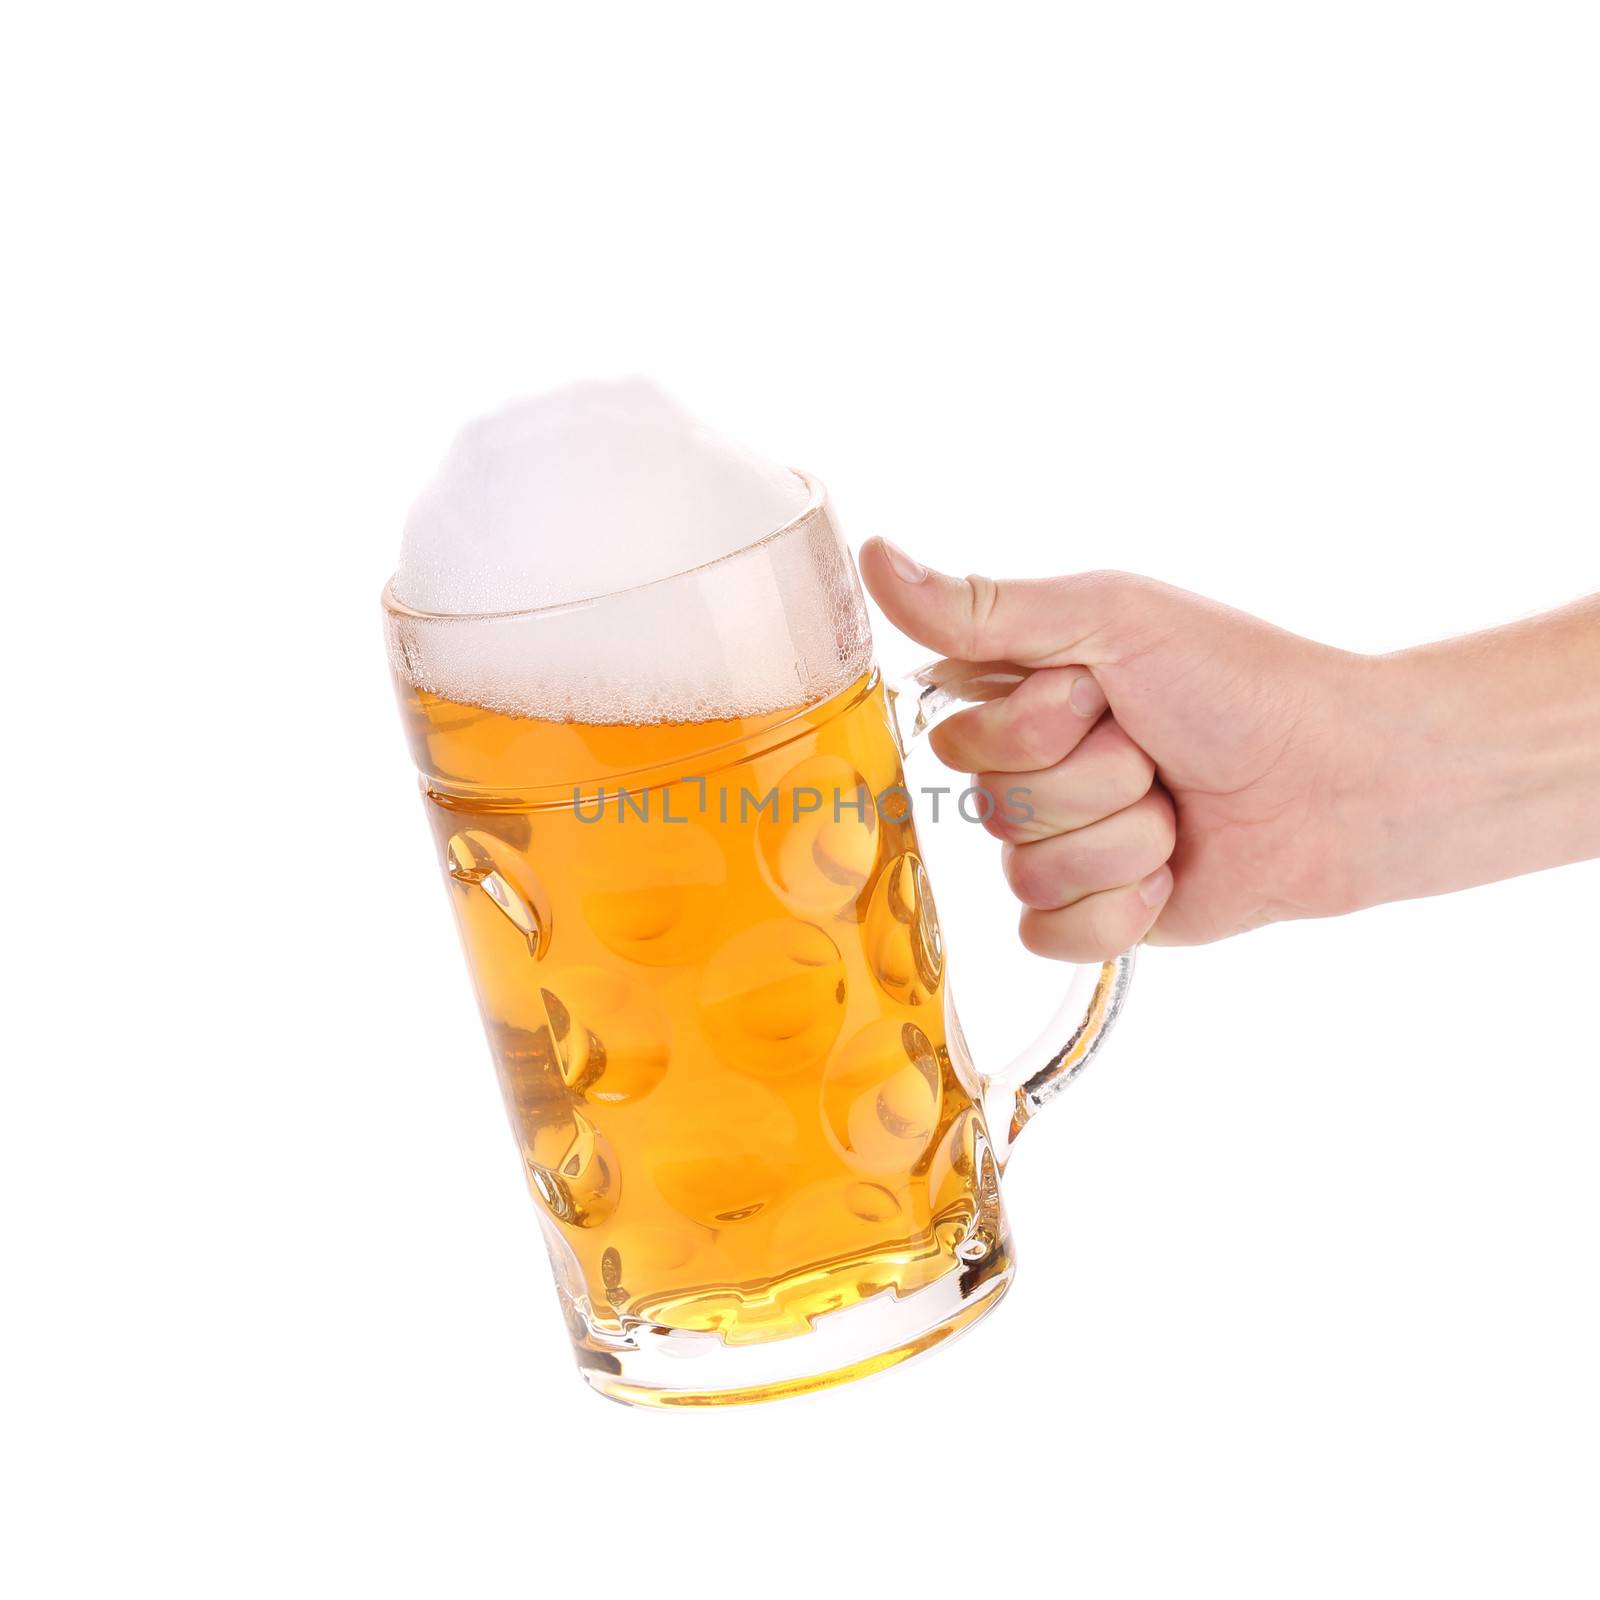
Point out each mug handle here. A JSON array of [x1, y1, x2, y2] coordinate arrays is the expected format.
[[886, 659, 1138, 1166]]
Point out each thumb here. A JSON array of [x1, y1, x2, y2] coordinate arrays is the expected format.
[[858, 537, 1127, 667]]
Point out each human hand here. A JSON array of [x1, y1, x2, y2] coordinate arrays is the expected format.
[[859, 541, 1378, 959], [861, 543, 1600, 962]]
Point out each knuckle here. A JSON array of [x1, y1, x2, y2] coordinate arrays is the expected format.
[[1069, 750, 1151, 823], [960, 573, 1000, 659], [1153, 801, 1177, 858], [927, 724, 970, 769], [1000, 842, 1029, 898], [966, 778, 999, 822], [990, 771, 1046, 838], [1020, 906, 1102, 964], [1081, 894, 1133, 959], [985, 804, 1034, 843], [1018, 909, 1073, 960], [1006, 713, 1063, 772], [1138, 792, 1177, 857], [975, 772, 1011, 821], [1109, 740, 1156, 806], [1002, 842, 1058, 909], [1018, 910, 1055, 958]]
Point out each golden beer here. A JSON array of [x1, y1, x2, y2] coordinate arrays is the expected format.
[[395, 667, 1011, 1393], [386, 404, 1134, 1404]]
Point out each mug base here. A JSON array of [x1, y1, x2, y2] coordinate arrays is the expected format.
[[574, 1248, 1014, 1409]]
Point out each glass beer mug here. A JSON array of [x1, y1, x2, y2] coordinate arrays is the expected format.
[[383, 475, 1135, 1407]]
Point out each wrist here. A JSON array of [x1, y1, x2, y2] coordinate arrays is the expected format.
[[1281, 650, 1407, 919], [1325, 649, 1475, 914], [1324, 607, 1600, 914]]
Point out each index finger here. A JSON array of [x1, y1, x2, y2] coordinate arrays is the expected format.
[[929, 665, 1108, 774]]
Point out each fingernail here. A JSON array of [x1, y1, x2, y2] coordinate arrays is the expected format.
[[877, 539, 928, 584], [1068, 673, 1108, 718], [1138, 864, 1173, 908]]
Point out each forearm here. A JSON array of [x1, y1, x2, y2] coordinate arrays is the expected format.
[[1343, 596, 1600, 911]]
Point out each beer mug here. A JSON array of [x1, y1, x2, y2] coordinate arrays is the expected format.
[[383, 475, 1135, 1407]]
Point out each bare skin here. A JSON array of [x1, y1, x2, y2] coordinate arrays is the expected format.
[[859, 538, 1600, 962]]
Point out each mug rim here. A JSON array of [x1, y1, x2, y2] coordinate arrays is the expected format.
[[381, 467, 828, 624]]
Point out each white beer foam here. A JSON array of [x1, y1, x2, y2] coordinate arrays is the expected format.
[[389, 382, 871, 725], [395, 380, 810, 615]]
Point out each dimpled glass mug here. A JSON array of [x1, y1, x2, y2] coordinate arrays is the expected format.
[[383, 474, 1135, 1407]]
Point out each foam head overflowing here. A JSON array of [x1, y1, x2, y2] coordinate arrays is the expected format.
[[395, 381, 810, 616], [388, 381, 871, 725]]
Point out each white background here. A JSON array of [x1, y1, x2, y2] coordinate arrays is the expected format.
[[4, 3, 1597, 1595]]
